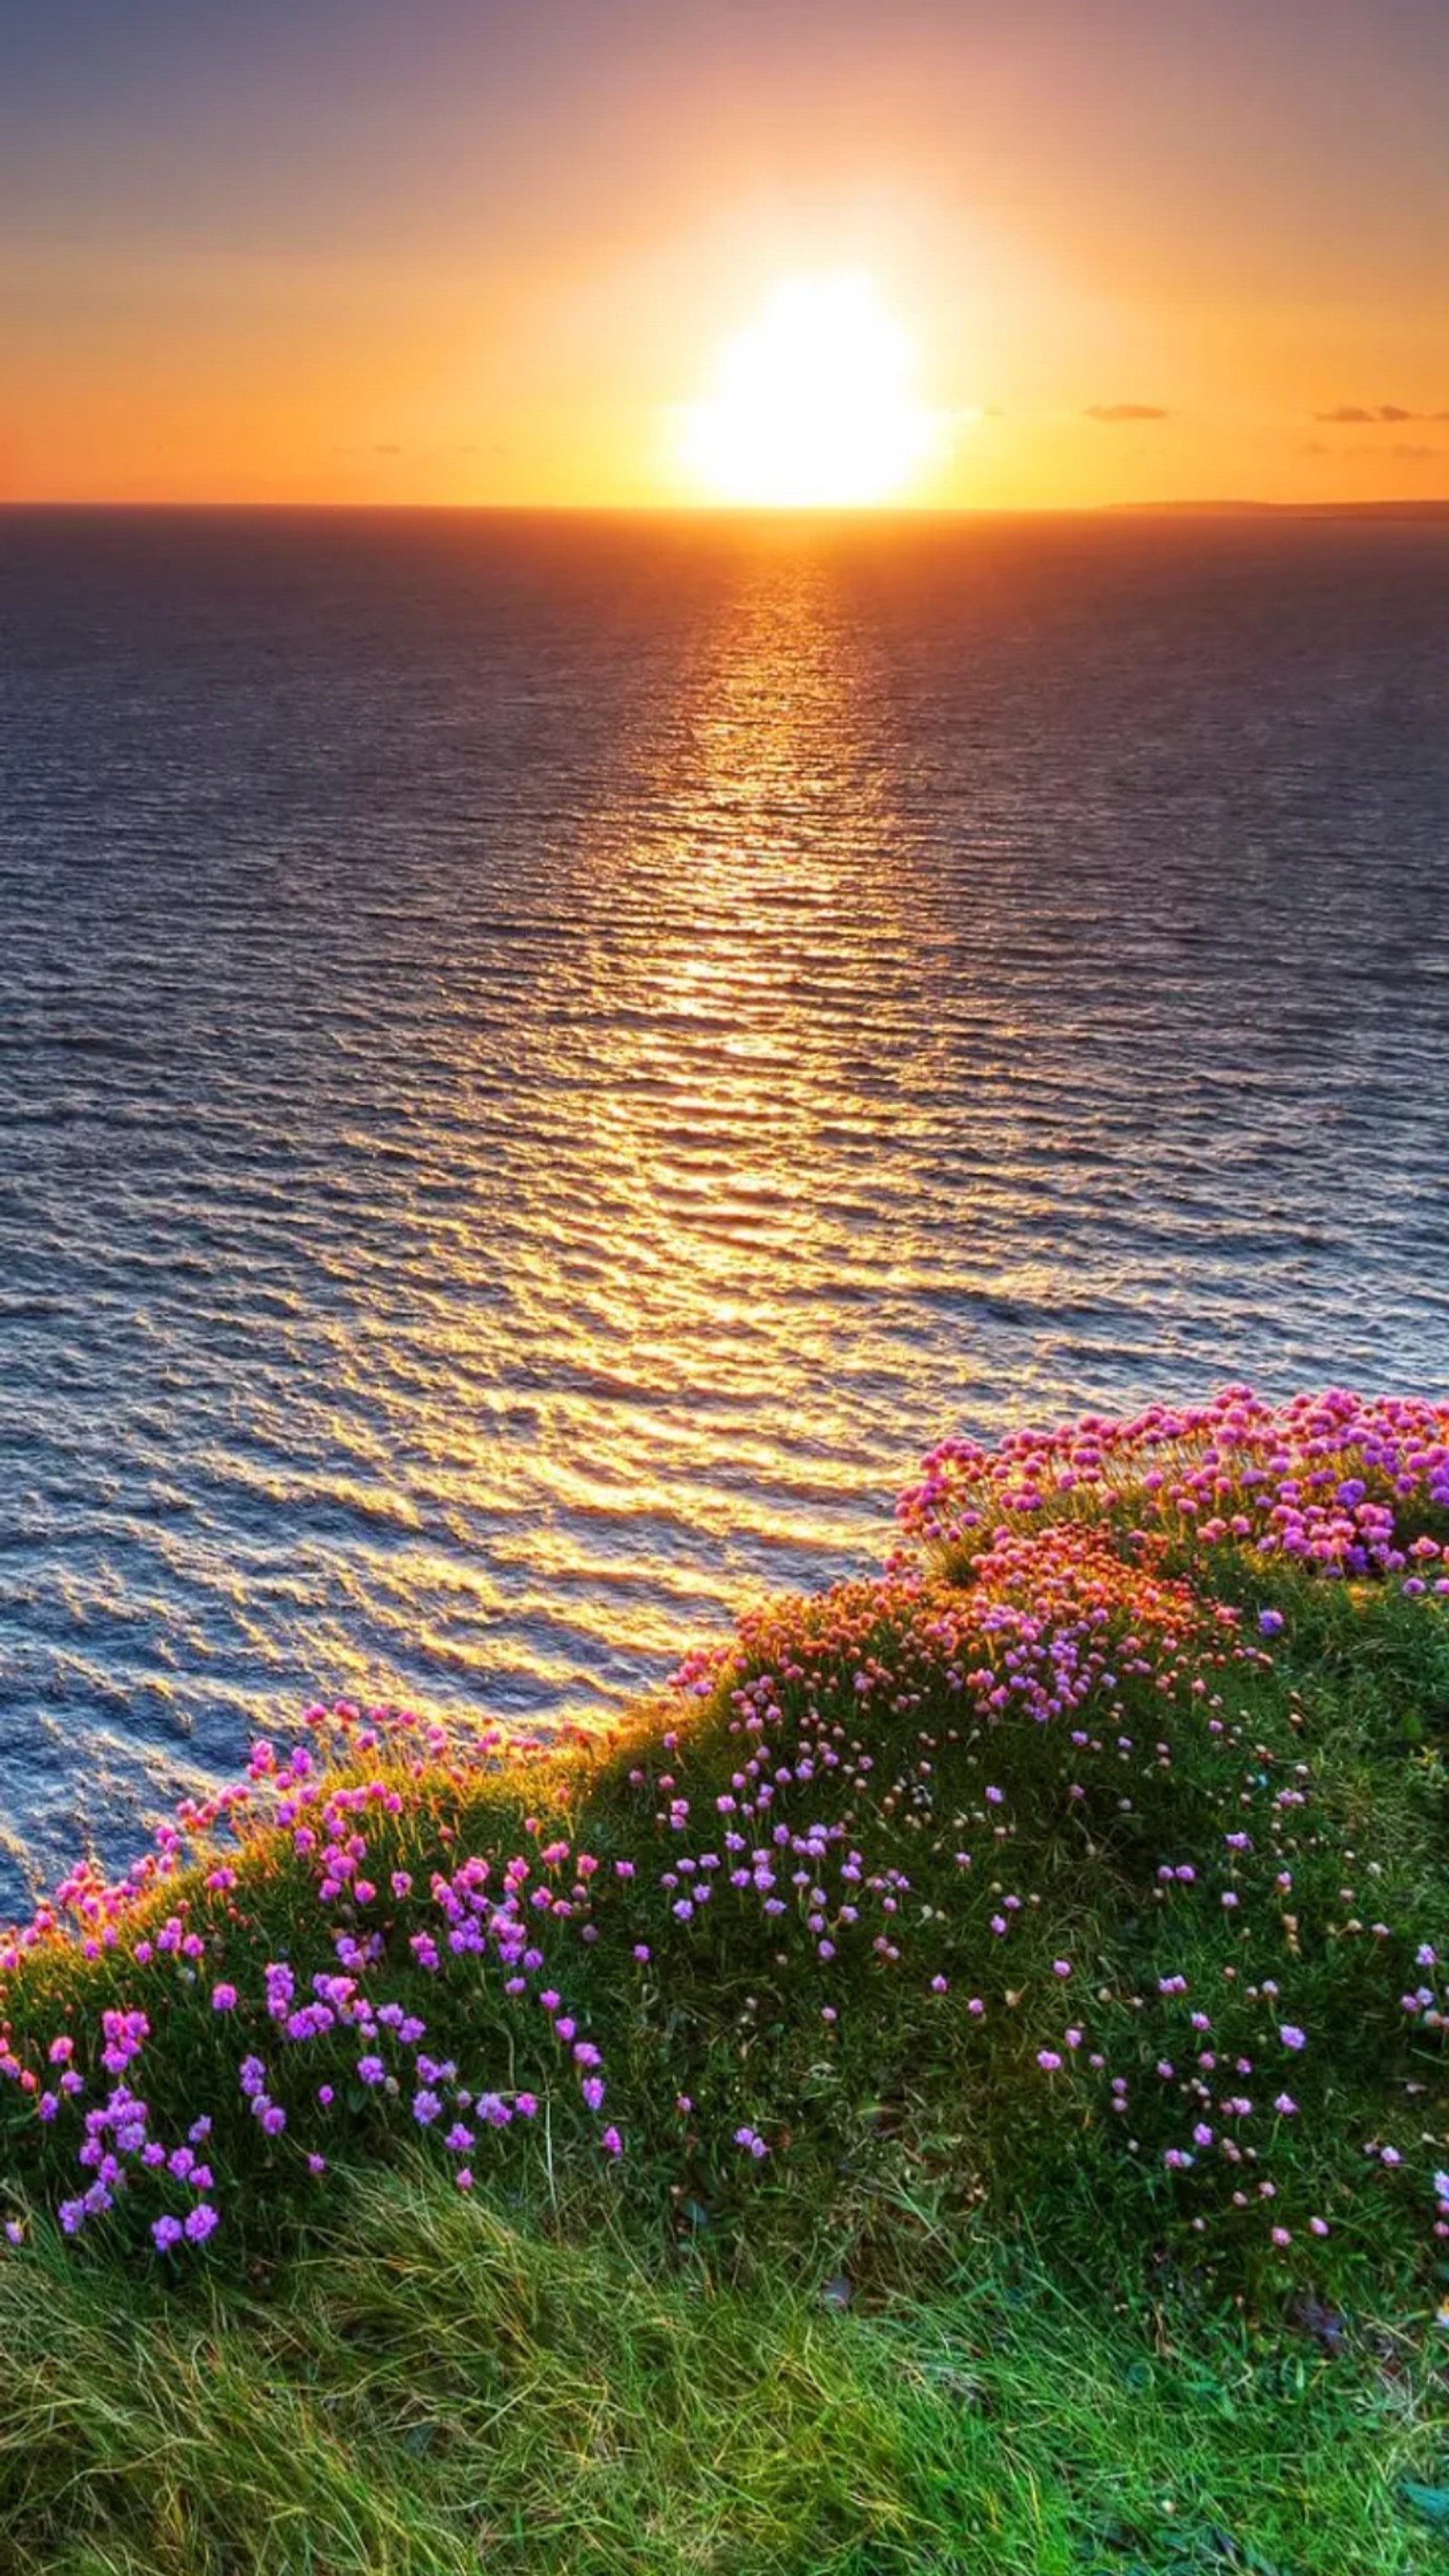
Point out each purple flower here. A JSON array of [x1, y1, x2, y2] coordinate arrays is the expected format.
[[184, 2204, 219, 2244], [1279, 2025, 1306, 2052], [1258, 1609, 1284, 1637], [151, 2215, 184, 2252], [211, 1984, 238, 2014]]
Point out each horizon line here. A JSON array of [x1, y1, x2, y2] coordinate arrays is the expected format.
[[3, 495, 1449, 521]]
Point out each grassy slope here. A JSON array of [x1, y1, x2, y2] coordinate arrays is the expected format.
[[1, 1418, 1446, 2573]]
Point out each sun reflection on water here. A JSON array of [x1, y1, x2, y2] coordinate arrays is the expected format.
[[5, 511, 1444, 1909]]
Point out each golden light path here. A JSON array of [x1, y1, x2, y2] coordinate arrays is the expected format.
[[678, 275, 936, 507]]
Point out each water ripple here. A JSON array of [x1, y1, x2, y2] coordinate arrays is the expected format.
[[1, 507, 1447, 1911]]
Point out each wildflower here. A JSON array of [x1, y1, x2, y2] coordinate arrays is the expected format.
[[184, 2204, 219, 2244], [1279, 2025, 1306, 2052], [151, 2215, 184, 2252]]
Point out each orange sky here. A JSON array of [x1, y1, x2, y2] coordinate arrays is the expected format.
[[3, 0, 1446, 508]]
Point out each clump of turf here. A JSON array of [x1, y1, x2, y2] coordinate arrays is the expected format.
[[0, 1388, 1445, 2572]]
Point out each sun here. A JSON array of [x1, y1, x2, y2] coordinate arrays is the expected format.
[[678, 274, 935, 507]]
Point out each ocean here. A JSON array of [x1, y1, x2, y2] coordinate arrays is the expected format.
[[1, 505, 1446, 1913]]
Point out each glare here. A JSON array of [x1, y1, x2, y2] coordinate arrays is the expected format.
[[679, 275, 935, 506]]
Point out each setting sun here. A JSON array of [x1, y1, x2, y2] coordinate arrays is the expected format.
[[678, 275, 936, 507]]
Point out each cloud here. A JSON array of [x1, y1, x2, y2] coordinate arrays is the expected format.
[[1340, 442, 1446, 463], [1313, 403, 1449, 424], [1083, 402, 1170, 423]]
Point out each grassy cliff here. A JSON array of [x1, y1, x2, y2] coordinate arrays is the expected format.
[[0, 1388, 1445, 2573]]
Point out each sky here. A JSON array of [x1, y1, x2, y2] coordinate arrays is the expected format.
[[2, 0, 1446, 508]]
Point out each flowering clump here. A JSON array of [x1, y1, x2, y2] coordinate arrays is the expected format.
[[895, 1385, 1449, 1588], [0, 1388, 1444, 2310]]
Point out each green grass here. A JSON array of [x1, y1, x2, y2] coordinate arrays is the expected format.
[[1, 1434, 1446, 2572], [0, 2168, 1442, 2576]]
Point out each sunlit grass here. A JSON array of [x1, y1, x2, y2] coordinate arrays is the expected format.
[[0, 2171, 1441, 2575]]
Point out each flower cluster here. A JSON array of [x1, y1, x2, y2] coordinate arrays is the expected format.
[[895, 1386, 1449, 1587], [0, 1389, 1442, 2302]]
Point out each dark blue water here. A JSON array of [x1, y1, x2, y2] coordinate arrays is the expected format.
[[2, 505, 1447, 1914]]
